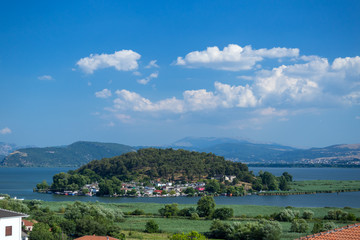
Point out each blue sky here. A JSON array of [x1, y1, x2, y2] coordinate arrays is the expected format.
[[0, 0, 359, 148]]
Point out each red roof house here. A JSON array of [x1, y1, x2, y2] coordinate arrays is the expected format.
[[296, 223, 360, 240]]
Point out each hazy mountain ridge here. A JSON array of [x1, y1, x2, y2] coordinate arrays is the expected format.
[[1, 141, 135, 167], [1, 138, 359, 167]]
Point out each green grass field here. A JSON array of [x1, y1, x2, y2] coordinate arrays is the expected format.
[[290, 180, 360, 192], [38, 200, 360, 239]]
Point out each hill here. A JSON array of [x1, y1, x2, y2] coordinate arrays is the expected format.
[[0, 141, 135, 167], [75, 148, 252, 182]]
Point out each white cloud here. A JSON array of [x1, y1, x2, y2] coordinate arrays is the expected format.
[[112, 82, 258, 113], [215, 82, 257, 108], [77, 50, 141, 74], [137, 71, 159, 85], [176, 44, 299, 71], [0, 127, 11, 134], [145, 60, 159, 68], [332, 56, 360, 75], [95, 89, 112, 98], [38, 75, 54, 81]]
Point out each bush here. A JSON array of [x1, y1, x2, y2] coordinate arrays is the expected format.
[[312, 221, 337, 234], [274, 209, 299, 222], [208, 219, 282, 240], [145, 220, 160, 233], [158, 203, 179, 217], [324, 210, 347, 220], [213, 208, 234, 220], [290, 219, 309, 233], [302, 210, 314, 220], [178, 207, 196, 217], [190, 212, 200, 220], [131, 209, 145, 215], [170, 231, 207, 240]]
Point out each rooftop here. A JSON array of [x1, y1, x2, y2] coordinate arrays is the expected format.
[[297, 223, 360, 240], [0, 208, 28, 219]]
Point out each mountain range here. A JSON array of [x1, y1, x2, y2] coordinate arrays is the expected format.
[[0, 137, 359, 167]]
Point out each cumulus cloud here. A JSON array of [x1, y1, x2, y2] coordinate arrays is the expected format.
[[77, 50, 141, 74], [112, 81, 258, 113], [137, 71, 159, 85], [38, 75, 54, 81], [176, 44, 299, 71], [0, 127, 11, 134], [95, 89, 112, 98]]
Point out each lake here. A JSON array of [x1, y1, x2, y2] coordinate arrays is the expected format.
[[1, 167, 360, 208]]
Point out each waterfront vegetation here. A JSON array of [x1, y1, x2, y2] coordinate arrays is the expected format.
[[1, 194, 360, 239]]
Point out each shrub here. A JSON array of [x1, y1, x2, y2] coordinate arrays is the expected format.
[[190, 212, 200, 220], [144, 220, 160, 233], [158, 203, 179, 217], [170, 231, 207, 240], [302, 210, 314, 220], [290, 219, 309, 233], [208, 219, 282, 240], [274, 209, 299, 222], [178, 207, 196, 217], [131, 209, 145, 215], [213, 208, 234, 220]]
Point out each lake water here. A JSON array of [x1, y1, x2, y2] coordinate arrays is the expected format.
[[1, 167, 360, 208]]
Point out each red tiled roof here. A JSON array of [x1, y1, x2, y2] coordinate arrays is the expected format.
[[22, 219, 36, 227], [73, 236, 119, 240], [297, 223, 360, 240]]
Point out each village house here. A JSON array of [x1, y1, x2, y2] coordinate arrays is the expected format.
[[0, 208, 28, 240]]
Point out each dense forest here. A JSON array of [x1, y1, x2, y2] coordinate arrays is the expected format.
[[75, 148, 253, 182]]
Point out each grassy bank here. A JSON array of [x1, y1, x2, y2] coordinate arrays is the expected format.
[[258, 180, 360, 195]]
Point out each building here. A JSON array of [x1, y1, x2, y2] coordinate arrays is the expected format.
[[296, 223, 360, 239], [74, 235, 119, 240], [0, 208, 28, 240]]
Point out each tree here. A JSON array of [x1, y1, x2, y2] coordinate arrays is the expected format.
[[213, 208, 234, 220], [197, 196, 215, 218], [184, 187, 196, 196], [145, 220, 160, 233], [302, 210, 314, 220], [170, 231, 207, 240], [205, 180, 220, 193], [158, 203, 179, 217], [278, 176, 289, 191], [290, 219, 309, 233], [29, 223, 54, 240]]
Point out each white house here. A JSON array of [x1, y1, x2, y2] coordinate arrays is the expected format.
[[0, 208, 28, 240]]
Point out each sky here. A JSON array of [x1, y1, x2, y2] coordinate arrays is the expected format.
[[0, 0, 359, 148]]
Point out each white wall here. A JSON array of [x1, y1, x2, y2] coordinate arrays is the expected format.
[[0, 216, 22, 240]]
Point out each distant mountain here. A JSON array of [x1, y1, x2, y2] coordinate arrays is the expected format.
[[168, 137, 360, 165], [169, 137, 296, 163], [0, 142, 20, 156], [0, 141, 135, 167]]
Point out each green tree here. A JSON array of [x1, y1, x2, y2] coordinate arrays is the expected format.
[[290, 219, 309, 233], [158, 203, 179, 218], [145, 220, 160, 233], [197, 196, 215, 218], [205, 179, 221, 193], [29, 223, 54, 240], [170, 231, 207, 240], [213, 208, 234, 220]]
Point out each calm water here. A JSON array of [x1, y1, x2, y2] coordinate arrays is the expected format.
[[1, 167, 360, 207]]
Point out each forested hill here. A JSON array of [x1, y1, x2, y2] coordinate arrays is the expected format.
[[0, 141, 135, 167], [75, 148, 253, 182]]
